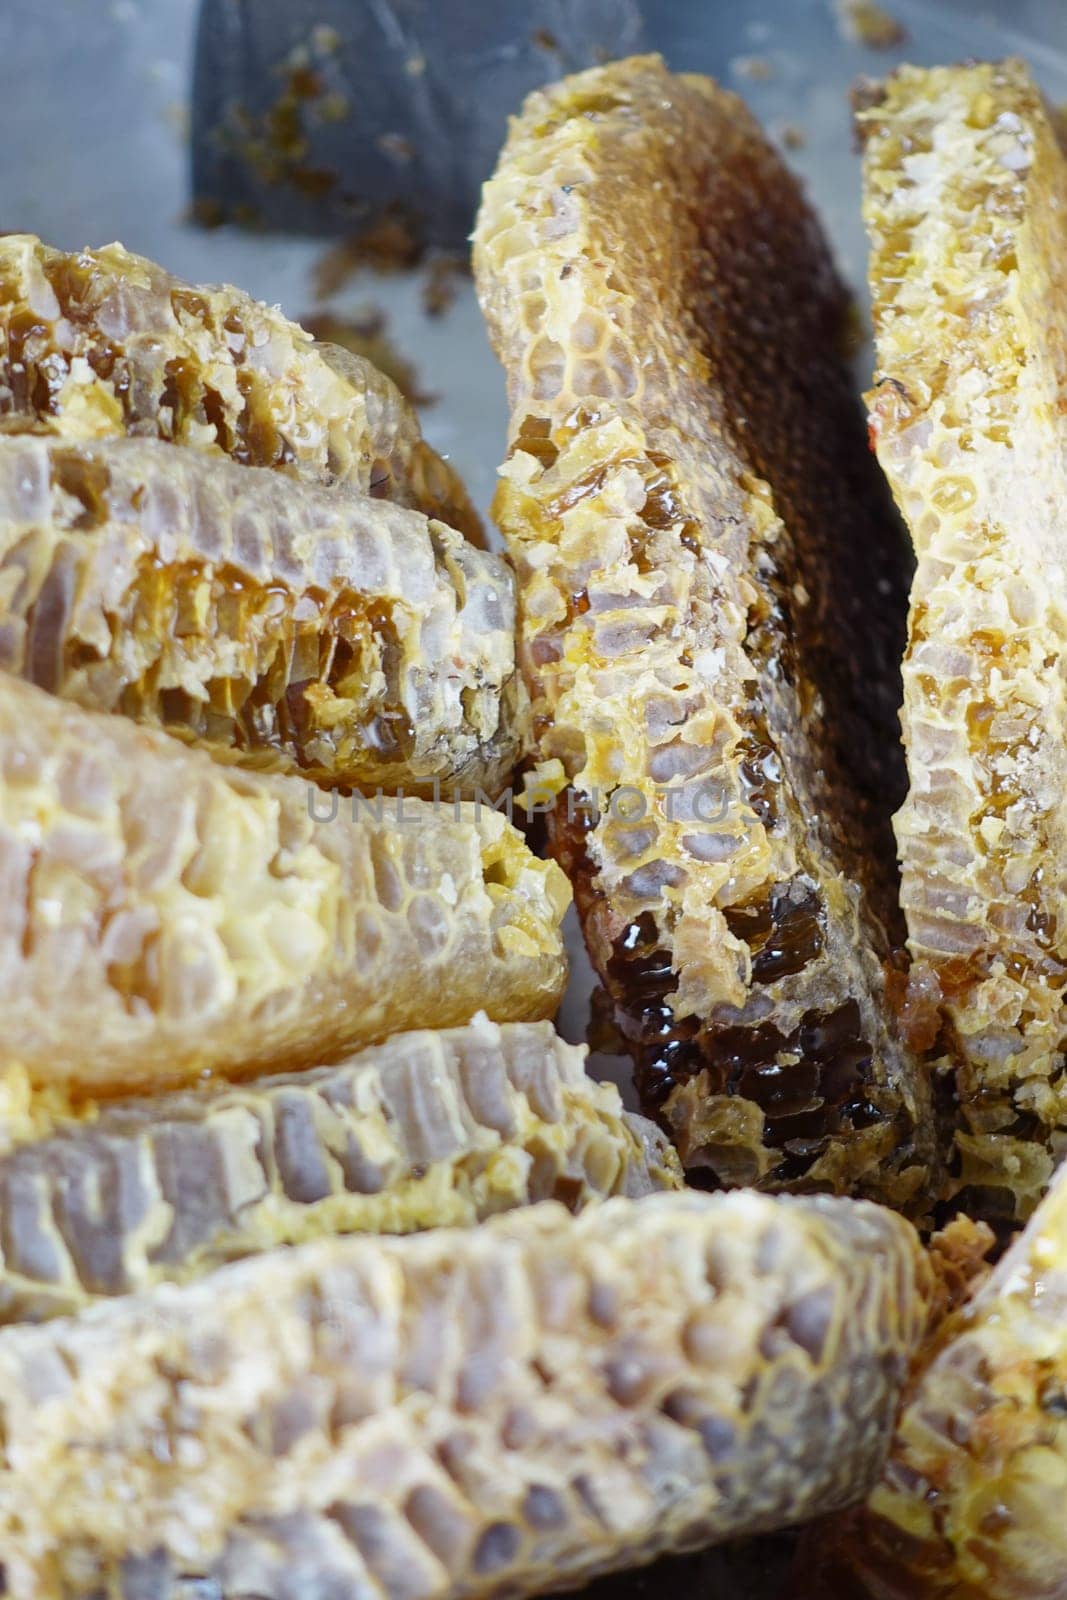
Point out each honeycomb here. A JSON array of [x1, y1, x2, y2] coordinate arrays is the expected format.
[[809, 1145, 1067, 1598], [860, 60, 1067, 1220], [0, 63, 1049, 1600], [0, 1016, 680, 1321], [474, 56, 931, 1207], [0, 1190, 930, 1599], [0, 671, 569, 1098], [0, 234, 482, 541], [0, 434, 525, 795]]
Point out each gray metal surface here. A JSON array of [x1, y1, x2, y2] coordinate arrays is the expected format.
[[192, 0, 646, 246], [189, 2, 1067, 256]]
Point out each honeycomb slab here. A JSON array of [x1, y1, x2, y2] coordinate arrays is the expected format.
[[860, 59, 1067, 1218], [475, 56, 929, 1205]]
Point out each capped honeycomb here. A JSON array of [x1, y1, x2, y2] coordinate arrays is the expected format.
[[860, 60, 1067, 1220], [0, 1189, 930, 1599], [474, 56, 931, 1207], [0, 672, 568, 1098], [0, 1016, 680, 1322], [0, 434, 524, 795], [0, 234, 481, 541]]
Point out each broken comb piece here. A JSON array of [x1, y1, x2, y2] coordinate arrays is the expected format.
[[0, 1190, 931, 1599], [475, 55, 931, 1207], [813, 1152, 1067, 1598], [0, 434, 524, 795], [0, 673, 568, 1098], [859, 59, 1067, 1219], [0, 233, 482, 541], [0, 1017, 680, 1322]]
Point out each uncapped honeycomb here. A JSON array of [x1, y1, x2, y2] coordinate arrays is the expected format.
[[0, 1189, 930, 1600], [474, 56, 931, 1208], [860, 59, 1067, 1221], [0, 671, 569, 1098], [0, 234, 482, 541], [0, 434, 525, 794], [0, 1016, 680, 1321], [807, 1146, 1067, 1598]]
